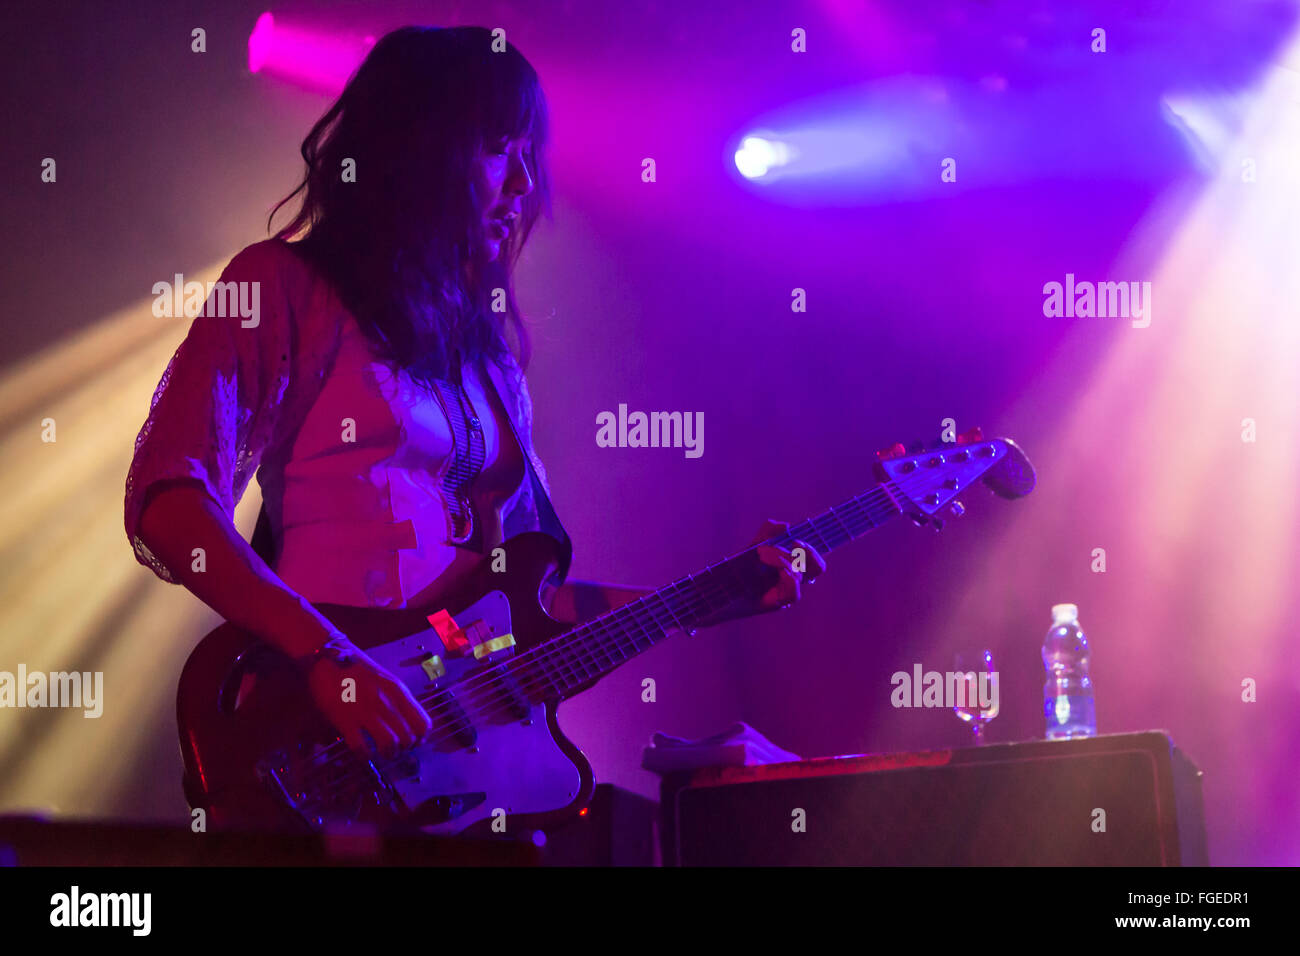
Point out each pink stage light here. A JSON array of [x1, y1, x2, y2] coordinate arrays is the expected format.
[[246, 11, 377, 94]]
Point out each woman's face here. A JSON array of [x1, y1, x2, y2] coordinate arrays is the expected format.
[[471, 135, 535, 261]]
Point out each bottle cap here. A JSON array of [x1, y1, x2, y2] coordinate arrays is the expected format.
[[1051, 603, 1078, 624]]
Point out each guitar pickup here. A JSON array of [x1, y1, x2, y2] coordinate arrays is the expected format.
[[396, 650, 446, 681]]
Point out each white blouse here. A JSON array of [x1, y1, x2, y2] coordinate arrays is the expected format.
[[124, 239, 553, 608]]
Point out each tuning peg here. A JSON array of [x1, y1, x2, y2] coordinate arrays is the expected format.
[[949, 501, 965, 518], [875, 442, 907, 461], [908, 513, 928, 528], [956, 426, 983, 445], [929, 516, 945, 531]]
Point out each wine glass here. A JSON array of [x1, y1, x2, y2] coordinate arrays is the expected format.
[[952, 648, 999, 745]]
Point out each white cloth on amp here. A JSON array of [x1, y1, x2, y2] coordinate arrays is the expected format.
[[641, 720, 800, 774]]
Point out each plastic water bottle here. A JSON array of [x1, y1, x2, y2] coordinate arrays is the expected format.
[[1042, 603, 1096, 739]]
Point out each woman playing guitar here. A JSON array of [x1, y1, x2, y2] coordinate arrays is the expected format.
[[124, 25, 823, 778]]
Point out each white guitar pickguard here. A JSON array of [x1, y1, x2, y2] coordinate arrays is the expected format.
[[362, 591, 583, 834]]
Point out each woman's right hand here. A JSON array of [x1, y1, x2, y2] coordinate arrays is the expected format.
[[132, 482, 436, 761], [306, 645, 435, 761]]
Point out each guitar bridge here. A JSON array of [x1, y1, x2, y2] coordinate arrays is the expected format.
[[256, 746, 400, 829]]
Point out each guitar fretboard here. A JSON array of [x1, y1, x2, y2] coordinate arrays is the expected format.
[[503, 480, 907, 702]]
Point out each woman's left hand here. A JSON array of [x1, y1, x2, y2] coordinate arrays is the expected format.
[[693, 519, 826, 629], [751, 518, 826, 613]]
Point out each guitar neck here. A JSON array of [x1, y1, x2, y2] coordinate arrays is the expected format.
[[512, 479, 907, 701]]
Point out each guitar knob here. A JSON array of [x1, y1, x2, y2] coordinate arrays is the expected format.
[[950, 501, 965, 517]]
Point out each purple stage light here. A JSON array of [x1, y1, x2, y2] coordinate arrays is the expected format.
[[247, 11, 274, 73], [245, 11, 378, 94]]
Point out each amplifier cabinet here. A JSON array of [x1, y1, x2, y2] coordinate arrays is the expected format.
[[660, 731, 1207, 866]]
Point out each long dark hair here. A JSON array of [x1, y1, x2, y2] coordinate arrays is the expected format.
[[268, 25, 550, 384]]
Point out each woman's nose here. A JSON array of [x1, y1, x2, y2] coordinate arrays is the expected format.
[[508, 153, 534, 197]]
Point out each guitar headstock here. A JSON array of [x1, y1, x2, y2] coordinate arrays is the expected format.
[[874, 427, 1035, 529]]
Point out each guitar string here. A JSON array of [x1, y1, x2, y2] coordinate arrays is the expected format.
[[293, 540, 823, 803], [290, 480, 904, 799], [398, 462, 943, 714], [288, 463, 980, 801], [289, 463, 969, 802], [291, 463, 965, 805]]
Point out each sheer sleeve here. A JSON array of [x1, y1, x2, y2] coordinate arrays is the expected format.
[[124, 242, 298, 583]]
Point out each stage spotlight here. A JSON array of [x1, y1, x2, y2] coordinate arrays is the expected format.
[[727, 79, 956, 201], [247, 11, 274, 74], [245, 11, 377, 94], [734, 134, 797, 180]]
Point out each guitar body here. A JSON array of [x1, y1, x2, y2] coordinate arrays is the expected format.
[[177, 532, 595, 837]]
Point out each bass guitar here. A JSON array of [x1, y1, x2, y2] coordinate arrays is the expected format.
[[177, 432, 1035, 836]]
